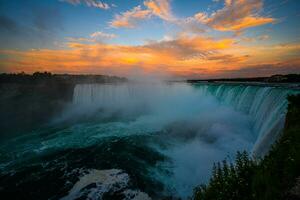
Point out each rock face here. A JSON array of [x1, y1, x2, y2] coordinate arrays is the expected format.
[[0, 82, 74, 136], [0, 73, 127, 138]]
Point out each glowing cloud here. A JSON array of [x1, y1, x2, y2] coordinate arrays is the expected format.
[[0, 0, 298, 78], [194, 0, 275, 31], [110, 6, 152, 28], [110, 0, 174, 28], [0, 35, 249, 78], [144, 0, 174, 21]]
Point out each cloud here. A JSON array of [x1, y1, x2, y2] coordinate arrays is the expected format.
[[32, 6, 63, 32], [144, 34, 235, 59], [0, 5, 63, 50], [144, 0, 174, 21], [194, 0, 275, 31], [110, 0, 174, 28], [65, 31, 117, 44], [110, 6, 152, 28], [1, 33, 299, 79], [214, 59, 300, 78], [257, 34, 270, 41], [90, 31, 117, 41], [176, 16, 207, 35], [66, 37, 95, 43], [194, 12, 210, 24], [0, 34, 246, 78], [176, 59, 300, 79], [240, 34, 270, 43], [61, 0, 110, 10]]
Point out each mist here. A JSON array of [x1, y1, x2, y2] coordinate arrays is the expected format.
[[58, 82, 255, 197], [0, 79, 294, 199]]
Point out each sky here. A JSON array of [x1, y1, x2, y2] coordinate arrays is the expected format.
[[0, 0, 299, 79]]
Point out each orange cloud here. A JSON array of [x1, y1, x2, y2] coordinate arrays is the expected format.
[[110, 0, 174, 28], [110, 6, 152, 28], [210, 16, 274, 31], [1, 36, 299, 79], [0, 35, 242, 77], [144, 0, 174, 21], [194, 0, 275, 31]]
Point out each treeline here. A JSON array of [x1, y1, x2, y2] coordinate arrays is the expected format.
[[193, 95, 300, 200], [0, 71, 127, 84], [188, 74, 300, 83]]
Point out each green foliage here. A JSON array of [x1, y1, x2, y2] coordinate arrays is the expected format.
[[193, 151, 256, 200], [193, 94, 300, 200]]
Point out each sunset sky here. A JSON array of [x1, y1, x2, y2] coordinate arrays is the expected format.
[[0, 0, 299, 79]]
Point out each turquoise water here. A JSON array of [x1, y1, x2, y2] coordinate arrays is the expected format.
[[0, 82, 298, 199]]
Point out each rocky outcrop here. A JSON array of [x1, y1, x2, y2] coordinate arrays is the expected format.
[[0, 73, 127, 138]]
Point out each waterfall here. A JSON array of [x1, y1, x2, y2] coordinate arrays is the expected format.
[[193, 83, 298, 157], [72, 83, 299, 157]]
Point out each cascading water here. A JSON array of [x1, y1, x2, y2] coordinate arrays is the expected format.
[[193, 83, 298, 157], [72, 82, 298, 158], [0, 82, 298, 199], [68, 82, 299, 197]]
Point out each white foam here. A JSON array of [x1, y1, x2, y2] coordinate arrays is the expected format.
[[61, 169, 151, 200], [123, 189, 151, 200]]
